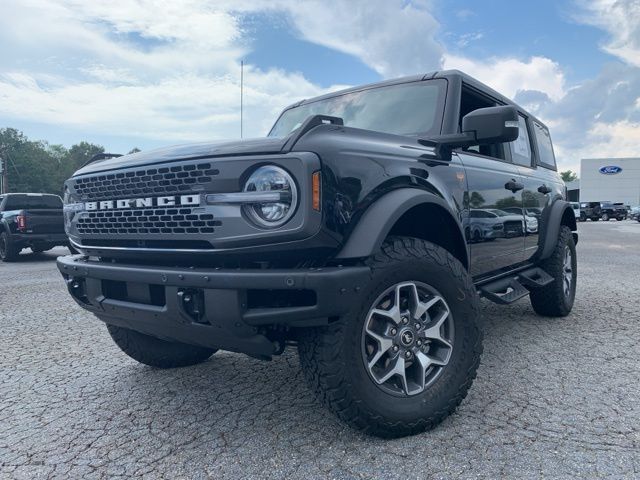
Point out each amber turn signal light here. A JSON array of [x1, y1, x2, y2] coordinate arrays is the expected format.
[[312, 171, 321, 211]]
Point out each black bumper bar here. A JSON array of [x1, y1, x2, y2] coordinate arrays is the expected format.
[[13, 232, 68, 246], [57, 255, 370, 358]]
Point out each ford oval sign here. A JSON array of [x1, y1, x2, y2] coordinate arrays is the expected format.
[[599, 165, 622, 175]]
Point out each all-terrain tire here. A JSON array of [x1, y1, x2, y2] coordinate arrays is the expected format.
[[0, 232, 20, 262], [530, 226, 577, 317], [298, 237, 483, 438], [107, 324, 217, 368]]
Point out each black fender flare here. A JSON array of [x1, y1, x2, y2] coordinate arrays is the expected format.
[[537, 199, 577, 260], [0, 219, 11, 235], [335, 188, 468, 266]]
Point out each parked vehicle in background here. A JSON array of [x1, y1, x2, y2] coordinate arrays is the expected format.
[[570, 202, 581, 221], [0, 193, 71, 261], [600, 201, 627, 221], [580, 202, 600, 221], [57, 70, 578, 438], [630, 206, 640, 221]]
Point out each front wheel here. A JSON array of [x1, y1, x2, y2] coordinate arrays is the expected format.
[[106, 324, 217, 368], [530, 226, 577, 317], [298, 237, 482, 438], [602, 213, 610, 221]]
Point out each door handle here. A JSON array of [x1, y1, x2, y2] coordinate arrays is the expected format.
[[537, 184, 552, 194], [504, 180, 524, 193]]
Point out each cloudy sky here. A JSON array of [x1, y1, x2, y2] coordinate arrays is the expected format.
[[0, 0, 639, 172]]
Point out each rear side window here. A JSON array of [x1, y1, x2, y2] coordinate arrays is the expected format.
[[509, 115, 532, 167], [533, 122, 556, 169], [4, 195, 62, 210]]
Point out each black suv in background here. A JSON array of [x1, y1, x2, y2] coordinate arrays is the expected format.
[[0, 193, 71, 261], [58, 70, 578, 437], [599, 202, 626, 221], [580, 201, 627, 221]]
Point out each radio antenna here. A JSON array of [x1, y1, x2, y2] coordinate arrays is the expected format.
[[240, 60, 244, 139]]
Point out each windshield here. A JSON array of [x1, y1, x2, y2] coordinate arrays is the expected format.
[[4, 194, 62, 210], [269, 80, 445, 138]]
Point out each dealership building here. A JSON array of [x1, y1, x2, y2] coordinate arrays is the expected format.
[[577, 157, 640, 206]]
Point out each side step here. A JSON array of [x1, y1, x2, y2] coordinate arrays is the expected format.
[[517, 268, 554, 288], [479, 267, 554, 305]]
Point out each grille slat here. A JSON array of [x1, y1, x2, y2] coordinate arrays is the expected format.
[[73, 161, 220, 201], [76, 207, 222, 236]]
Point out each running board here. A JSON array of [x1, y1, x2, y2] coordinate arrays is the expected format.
[[478, 267, 554, 305], [517, 268, 554, 288]]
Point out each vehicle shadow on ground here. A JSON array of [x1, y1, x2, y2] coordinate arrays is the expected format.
[[90, 298, 562, 449]]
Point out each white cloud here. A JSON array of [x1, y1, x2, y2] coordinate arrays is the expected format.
[[443, 54, 567, 101], [281, 0, 443, 77], [575, 0, 640, 67], [0, 0, 637, 178], [0, 0, 444, 145]]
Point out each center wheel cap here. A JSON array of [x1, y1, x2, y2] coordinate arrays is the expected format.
[[400, 329, 414, 347]]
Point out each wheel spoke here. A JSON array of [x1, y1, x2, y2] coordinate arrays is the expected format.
[[422, 310, 452, 348], [374, 355, 408, 393], [409, 284, 441, 321], [370, 307, 401, 324], [365, 327, 394, 368]]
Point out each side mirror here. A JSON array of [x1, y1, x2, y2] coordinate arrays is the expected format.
[[419, 105, 519, 159], [462, 105, 519, 144]]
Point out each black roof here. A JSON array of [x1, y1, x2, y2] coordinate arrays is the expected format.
[[282, 69, 545, 128]]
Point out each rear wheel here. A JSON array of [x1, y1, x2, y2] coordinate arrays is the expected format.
[[530, 226, 577, 317], [107, 324, 217, 368], [0, 232, 20, 262], [602, 213, 610, 221], [298, 237, 482, 438]]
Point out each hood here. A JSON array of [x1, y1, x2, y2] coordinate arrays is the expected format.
[[73, 136, 289, 176]]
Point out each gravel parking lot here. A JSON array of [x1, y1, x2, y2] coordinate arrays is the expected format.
[[1, 221, 639, 479]]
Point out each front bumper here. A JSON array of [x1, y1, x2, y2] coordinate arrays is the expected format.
[[57, 255, 370, 358]]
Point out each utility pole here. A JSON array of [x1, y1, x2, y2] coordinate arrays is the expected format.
[[240, 60, 244, 139], [0, 151, 7, 194]]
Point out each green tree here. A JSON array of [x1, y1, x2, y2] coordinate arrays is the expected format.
[[560, 170, 578, 182], [0, 128, 105, 195]]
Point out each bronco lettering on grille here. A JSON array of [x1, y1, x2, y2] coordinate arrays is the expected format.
[[84, 194, 200, 211]]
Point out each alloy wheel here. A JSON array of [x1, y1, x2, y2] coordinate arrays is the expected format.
[[361, 281, 454, 396], [562, 246, 573, 298]]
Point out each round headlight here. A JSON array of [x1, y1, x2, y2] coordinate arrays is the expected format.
[[243, 166, 298, 228]]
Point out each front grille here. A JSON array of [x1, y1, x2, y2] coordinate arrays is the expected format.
[[76, 207, 222, 235], [72, 161, 220, 201]]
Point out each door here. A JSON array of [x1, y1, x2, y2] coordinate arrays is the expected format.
[[517, 119, 564, 261], [458, 151, 526, 277]]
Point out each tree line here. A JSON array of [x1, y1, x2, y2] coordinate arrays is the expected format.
[[0, 128, 139, 196], [1, 126, 579, 196]]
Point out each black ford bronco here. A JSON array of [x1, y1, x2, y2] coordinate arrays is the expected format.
[[58, 70, 578, 437]]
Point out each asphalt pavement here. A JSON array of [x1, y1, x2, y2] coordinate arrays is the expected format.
[[1, 221, 639, 479]]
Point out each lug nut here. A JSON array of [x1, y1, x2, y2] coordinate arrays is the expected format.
[[392, 345, 399, 352], [401, 316, 409, 325], [417, 340, 422, 346], [390, 328, 397, 335], [405, 351, 412, 359], [415, 323, 421, 330]]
